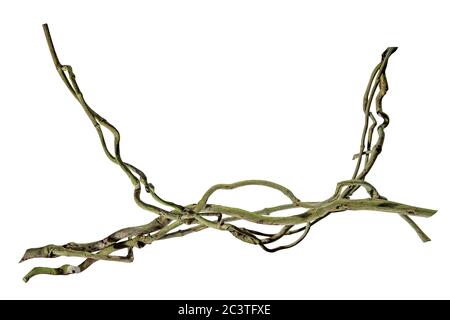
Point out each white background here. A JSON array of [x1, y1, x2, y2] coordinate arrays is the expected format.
[[1, 0, 449, 299]]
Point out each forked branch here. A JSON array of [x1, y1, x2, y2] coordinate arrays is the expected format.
[[21, 24, 437, 282]]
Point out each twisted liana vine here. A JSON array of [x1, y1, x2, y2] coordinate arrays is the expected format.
[[20, 24, 437, 282]]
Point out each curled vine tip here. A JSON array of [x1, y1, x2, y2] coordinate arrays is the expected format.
[[21, 25, 436, 282]]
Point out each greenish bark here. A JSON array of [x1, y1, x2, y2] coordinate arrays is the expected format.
[[20, 24, 437, 282]]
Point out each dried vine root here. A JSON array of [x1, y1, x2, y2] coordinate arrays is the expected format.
[[21, 24, 437, 282]]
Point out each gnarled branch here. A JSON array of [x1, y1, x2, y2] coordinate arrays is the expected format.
[[20, 24, 437, 282]]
